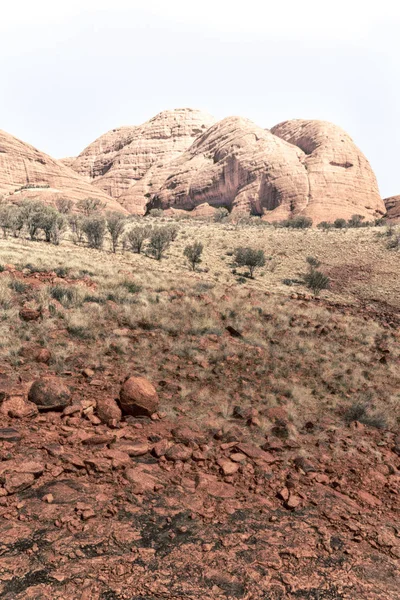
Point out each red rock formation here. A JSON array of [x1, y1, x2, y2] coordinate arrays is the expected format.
[[121, 116, 385, 223], [70, 108, 216, 200], [270, 119, 385, 222], [384, 196, 400, 221], [0, 129, 127, 212]]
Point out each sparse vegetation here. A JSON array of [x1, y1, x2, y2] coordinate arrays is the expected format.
[[106, 211, 126, 253], [233, 246, 266, 278], [184, 241, 204, 271], [303, 256, 330, 295], [82, 215, 106, 249], [124, 226, 152, 254]]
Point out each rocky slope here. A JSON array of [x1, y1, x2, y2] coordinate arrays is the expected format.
[[384, 196, 400, 221], [70, 108, 217, 200], [123, 117, 385, 222], [0, 130, 126, 212]]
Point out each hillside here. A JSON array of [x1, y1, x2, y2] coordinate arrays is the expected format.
[[0, 218, 399, 599]]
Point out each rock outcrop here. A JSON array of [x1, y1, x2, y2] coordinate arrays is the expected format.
[[384, 196, 400, 221], [0, 130, 126, 212], [119, 116, 385, 222], [270, 119, 385, 222], [70, 109, 216, 200]]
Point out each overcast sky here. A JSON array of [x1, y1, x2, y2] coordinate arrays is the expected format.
[[1, 0, 399, 197]]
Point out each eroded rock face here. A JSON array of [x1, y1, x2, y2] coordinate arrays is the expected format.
[[0, 129, 126, 212], [70, 109, 216, 201], [384, 196, 400, 221], [123, 116, 385, 223], [270, 119, 385, 222]]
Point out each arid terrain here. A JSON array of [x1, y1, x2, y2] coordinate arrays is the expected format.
[[0, 216, 399, 599]]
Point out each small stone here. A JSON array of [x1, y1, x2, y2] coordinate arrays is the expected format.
[[36, 348, 51, 364], [152, 439, 171, 458], [217, 458, 239, 476], [285, 495, 301, 509], [19, 307, 41, 322], [0, 397, 38, 419], [112, 439, 149, 456], [230, 453, 247, 463], [0, 427, 22, 442], [96, 397, 122, 425], [42, 493, 54, 503], [165, 444, 193, 462]]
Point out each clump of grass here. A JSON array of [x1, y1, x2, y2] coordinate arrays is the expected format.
[[50, 285, 80, 308], [342, 401, 387, 429], [9, 279, 28, 294]]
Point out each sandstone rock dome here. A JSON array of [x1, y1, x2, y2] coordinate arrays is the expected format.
[[270, 119, 385, 222], [384, 196, 400, 221], [70, 108, 216, 200], [121, 116, 385, 223], [0, 129, 126, 212]]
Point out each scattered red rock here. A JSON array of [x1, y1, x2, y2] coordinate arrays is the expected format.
[[28, 377, 71, 411], [119, 376, 159, 417], [96, 397, 122, 425], [19, 307, 42, 322]]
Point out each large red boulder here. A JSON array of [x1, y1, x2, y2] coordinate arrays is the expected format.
[[28, 377, 71, 411], [119, 376, 159, 417]]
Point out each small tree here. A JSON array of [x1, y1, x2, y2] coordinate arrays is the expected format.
[[317, 221, 333, 231], [20, 199, 46, 240], [39, 206, 64, 243], [124, 226, 151, 254], [148, 226, 173, 260], [348, 214, 365, 228], [234, 247, 266, 278], [106, 211, 126, 253], [0, 204, 13, 238], [214, 207, 229, 222], [334, 218, 347, 229], [306, 256, 321, 270], [69, 214, 85, 244], [77, 197, 106, 216], [184, 242, 203, 271], [82, 215, 106, 249], [166, 224, 179, 241], [56, 197, 73, 214]]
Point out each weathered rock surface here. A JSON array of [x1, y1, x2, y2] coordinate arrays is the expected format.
[[119, 376, 159, 417], [28, 377, 71, 411], [270, 119, 385, 222], [384, 195, 400, 221], [0, 129, 126, 212], [70, 108, 216, 203], [136, 116, 385, 223]]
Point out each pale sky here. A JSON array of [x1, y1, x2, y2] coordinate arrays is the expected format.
[[1, 0, 399, 197]]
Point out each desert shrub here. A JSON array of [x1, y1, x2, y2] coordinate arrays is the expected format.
[[281, 216, 313, 229], [333, 218, 347, 229], [55, 197, 73, 214], [306, 256, 321, 270], [0, 204, 14, 238], [214, 207, 229, 222], [148, 226, 173, 260], [106, 211, 126, 253], [317, 221, 333, 231], [9, 280, 28, 294], [303, 269, 330, 295], [148, 208, 164, 218], [124, 226, 152, 254], [347, 214, 365, 228], [77, 198, 106, 216], [343, 402, 387, 429], [184, 242, 204, 271], [233, 247, 266, 278], [69, 214, 85, 244], [121, 280, 142, 294], [166, 224, 179, 241], [82, 215, 106, 249]]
